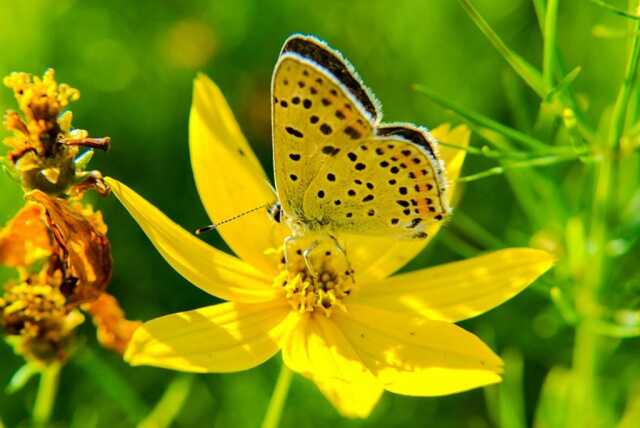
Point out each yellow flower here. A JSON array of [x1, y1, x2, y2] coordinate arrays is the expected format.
[[106, 74, 554, 418]]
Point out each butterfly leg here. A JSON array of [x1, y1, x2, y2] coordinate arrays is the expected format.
[[327, 233, 355, 278], [282, 235, 296, 266], [283, 235, 320, 278], [302, 240, 321, 278]]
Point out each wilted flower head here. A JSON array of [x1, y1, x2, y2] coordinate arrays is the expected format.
[[0, 193, 114, 363], [2, 69, 110, 195]]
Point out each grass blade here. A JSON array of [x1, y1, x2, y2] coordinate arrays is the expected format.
[[590, 0, 640, 20], [413, 84, 553, 151], [457, 0, 548, 97]]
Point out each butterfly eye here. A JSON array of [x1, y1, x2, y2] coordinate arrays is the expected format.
[[268, 202, 283, 223]]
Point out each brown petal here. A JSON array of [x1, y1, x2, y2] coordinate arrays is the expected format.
[[28, 191, 112, 303]]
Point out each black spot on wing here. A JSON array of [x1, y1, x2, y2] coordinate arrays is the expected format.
[[376, 125, 437, 159], [281, 36, 378, 120], [285, 126, 304, 138]]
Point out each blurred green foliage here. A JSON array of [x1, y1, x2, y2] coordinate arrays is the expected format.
[[1, 0, 639, 427]]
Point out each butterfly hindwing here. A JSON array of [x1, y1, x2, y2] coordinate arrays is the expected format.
[[303, 124, 449, 239]]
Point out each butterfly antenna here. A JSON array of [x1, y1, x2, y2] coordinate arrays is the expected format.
[[195, 203, 270, 235]]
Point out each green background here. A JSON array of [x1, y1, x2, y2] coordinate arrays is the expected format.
[[0, 0, 634, 427]]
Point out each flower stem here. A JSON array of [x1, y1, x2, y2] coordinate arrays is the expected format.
[[33, 363, 61, 426], [260, 363, 293, 428]]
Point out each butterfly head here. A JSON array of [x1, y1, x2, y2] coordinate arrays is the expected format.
[[268, 201, 283, 224]]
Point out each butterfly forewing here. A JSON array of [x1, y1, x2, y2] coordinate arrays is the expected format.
[[272, 35, 378, 220]]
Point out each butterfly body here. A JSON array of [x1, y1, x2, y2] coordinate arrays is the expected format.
[[271, 35, 449, 242]]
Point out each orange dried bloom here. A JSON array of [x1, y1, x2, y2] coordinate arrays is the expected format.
[[0, 203, 51, 268], [84, 293, 142, 354]]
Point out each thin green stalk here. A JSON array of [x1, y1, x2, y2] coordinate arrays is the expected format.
[[543, 0, 559, 87], [33, 363, 61, 426], [456, 153, 589, 183], [260, 363, 293, 428]]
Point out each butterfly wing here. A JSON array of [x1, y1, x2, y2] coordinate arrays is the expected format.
[[272, 35, 449, 239], [303, 124, 449, 239], [271, 34, 379, 220]]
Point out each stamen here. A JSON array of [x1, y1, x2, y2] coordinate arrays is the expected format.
[[271, 243, 354, 317]]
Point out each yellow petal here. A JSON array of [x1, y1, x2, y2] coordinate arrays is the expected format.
[[190, 74, 288, 275], [314, 375, 383, 419], [125, 300, 293, 372], [351, 124, 472, 283], [336, 304, 503, 396], [282, 314, 374, 384], [285, 317, 385, 415], [106, 178, 278, 303], [352, 248, 555, 322]]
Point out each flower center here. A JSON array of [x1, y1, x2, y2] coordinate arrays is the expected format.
[[271, 237, 355, 317]]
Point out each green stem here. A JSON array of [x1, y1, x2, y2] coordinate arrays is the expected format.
[[260, 363, 293, 428], [543, 0, 559, 87], [33, 363, 61, 426]]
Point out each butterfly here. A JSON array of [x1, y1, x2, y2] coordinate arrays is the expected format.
[[270, 34, 449, 242]]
